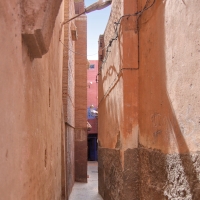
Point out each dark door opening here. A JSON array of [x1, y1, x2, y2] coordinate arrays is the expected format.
[[88, 134, 98, 161]]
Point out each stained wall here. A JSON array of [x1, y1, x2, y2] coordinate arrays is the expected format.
[[74, 12, 88, 182], [98, 0, 139, 199], [98, 0, 200, 199], [138, 0, 200, 199], [0, 0, 64, 199], [62, 0, 76, 198]]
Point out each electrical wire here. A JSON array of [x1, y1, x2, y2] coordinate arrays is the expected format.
[[98, 0, 156, 106], [101, 0, 156, 67], [60, 40, 107, 57], [60, 0, 155, 60], [60, 0, 156, 107]]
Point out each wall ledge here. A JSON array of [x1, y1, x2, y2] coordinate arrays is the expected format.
[[21, 0, 63, 58]]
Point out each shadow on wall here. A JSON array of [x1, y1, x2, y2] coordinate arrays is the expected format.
[[139, 0, 200, 199], [98, 31, 124, 148]]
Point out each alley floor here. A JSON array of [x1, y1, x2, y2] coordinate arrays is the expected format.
[[69, 161, 103, 200]]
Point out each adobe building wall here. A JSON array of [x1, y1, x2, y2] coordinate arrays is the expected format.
[[62, 0, 76, 198], [0, 1, 64, 199], [74, 13, 88, 182], [98, 0, 200, 199], [21, 0, 63, 58], [98, 0, 139, 199], [74, 0, 85, 14], [138, 0, 200, 199]]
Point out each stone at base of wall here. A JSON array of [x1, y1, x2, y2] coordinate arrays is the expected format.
[[98, 146, 200, 200], [98, 147, 139, 200], [140, 146, 200, 200]]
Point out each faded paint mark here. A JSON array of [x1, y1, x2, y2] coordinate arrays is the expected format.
[[123, 125, 138, 150], [115, 131, 121, 149]]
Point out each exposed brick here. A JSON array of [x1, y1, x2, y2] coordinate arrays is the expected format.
[[74, 13, 88, 182], [62, 0, 76, 198]]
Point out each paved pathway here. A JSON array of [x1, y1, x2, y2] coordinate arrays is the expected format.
[[69, 161, 103, 200]]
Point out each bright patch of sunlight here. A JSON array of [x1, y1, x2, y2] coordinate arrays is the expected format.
[[164, 154, 192, 200]]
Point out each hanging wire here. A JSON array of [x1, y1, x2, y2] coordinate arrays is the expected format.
[[101, 0, 156, 66], [59, 0, 155, 61], [59, 40, 107, 57], [98, 0, 156, 106], [60, 0, 156, 107]]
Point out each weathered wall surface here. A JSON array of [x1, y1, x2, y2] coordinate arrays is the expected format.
[[98, 0, 138, 150], [21, 0, 63, 58], [0, 0, 64, 199], [74, 13, 88, 182], [98, 0, 139, 199], [98, 0, 124, 150], [99, 0, 200, 199], [62, 0, 76, 198], [139, 0, 200, 154], [138, 0, 200, 199]]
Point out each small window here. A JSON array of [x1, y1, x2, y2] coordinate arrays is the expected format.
[[89, 64, 95, 69]]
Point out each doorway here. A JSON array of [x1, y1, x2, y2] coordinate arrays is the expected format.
[[88, 134, 98, 161]]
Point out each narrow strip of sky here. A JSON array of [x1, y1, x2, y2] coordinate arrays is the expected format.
[[85, 0, 111, 60]]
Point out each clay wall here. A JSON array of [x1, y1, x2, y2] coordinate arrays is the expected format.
[[74, 0, 85, 14], [138, 0, 200, 199], [98, 0, 139, 199], [0, 1, 64, 199], [62, 0, 76, 198], [98, 0, 200, 199], [74, 13, 88, 182]]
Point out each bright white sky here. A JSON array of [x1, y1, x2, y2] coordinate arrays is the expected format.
[[85, 0, 111, 60]]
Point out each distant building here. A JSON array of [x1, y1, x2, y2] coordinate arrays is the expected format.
[[87, 60, 98, 161]]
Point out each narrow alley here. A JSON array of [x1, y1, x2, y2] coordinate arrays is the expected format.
[[1, 0, 200, 200], [69, 162, 102, 200]]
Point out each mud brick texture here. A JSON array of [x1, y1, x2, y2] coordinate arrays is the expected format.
[[98, 147, 139, 200], [99, 146, 200, 200]]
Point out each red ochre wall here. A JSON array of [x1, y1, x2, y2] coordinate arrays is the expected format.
[[87, 60, 98, 134], [138, 0, 200, 199], [98, 0, 200, 199], [0, 1, 64, 199], [62, 0, 76, 198], [98, 0, 139, 198], [0, 0, 88, 198], [74, 1, 88, 182]]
